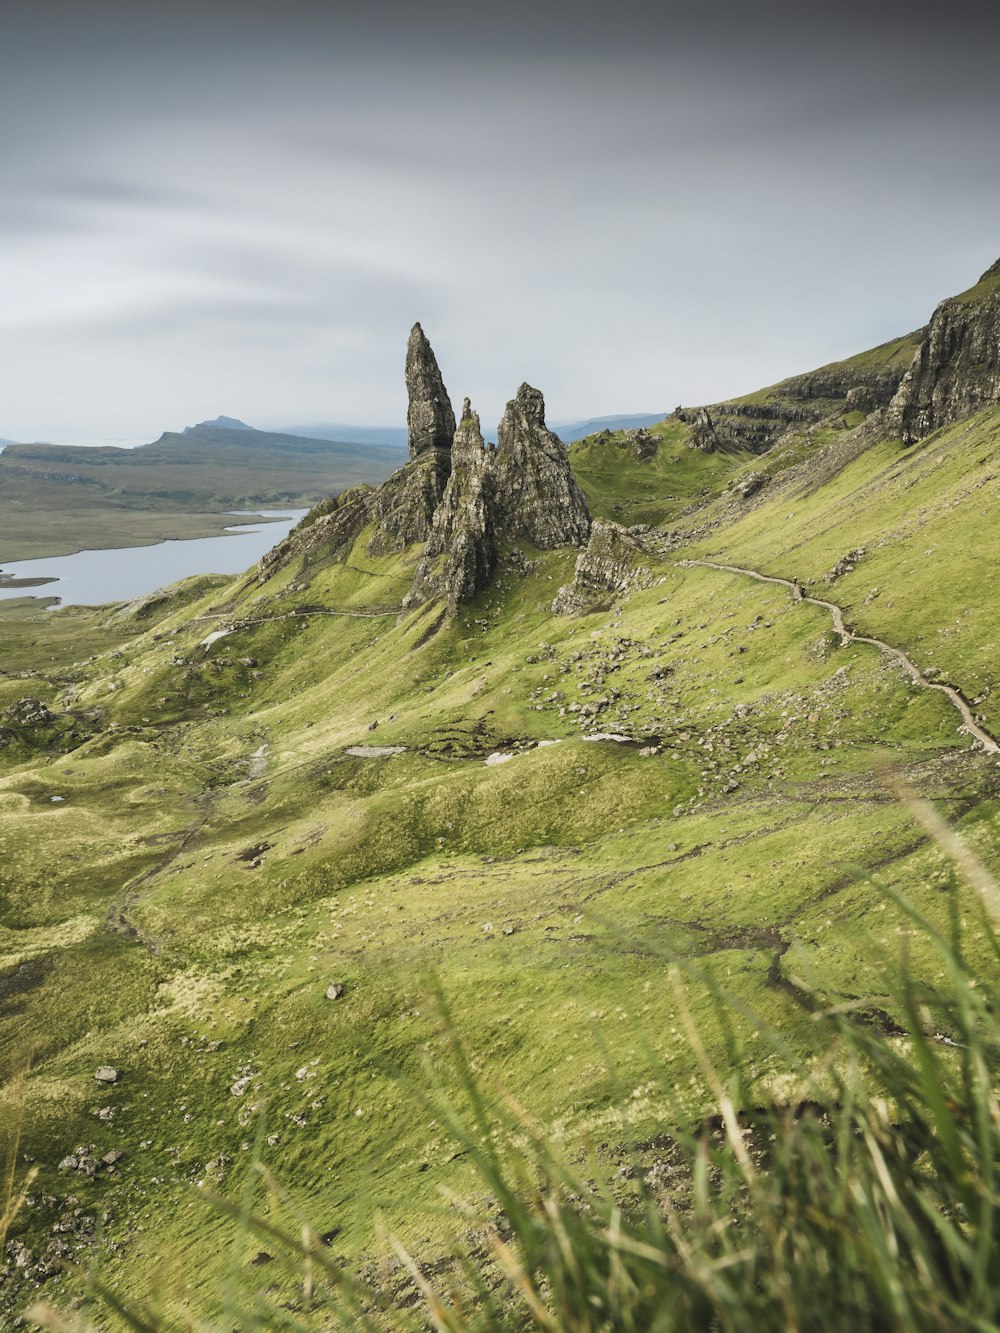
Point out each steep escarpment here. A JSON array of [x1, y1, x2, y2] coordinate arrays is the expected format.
[[690, 256, 1000, 456], [883, 259, 1000, 443], [684, 331, 923, 453], [260, 330, 591, 610]]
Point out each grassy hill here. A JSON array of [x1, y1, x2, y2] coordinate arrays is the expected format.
[[0, 422, 405, 561], [2, 272, 1000, 1328]]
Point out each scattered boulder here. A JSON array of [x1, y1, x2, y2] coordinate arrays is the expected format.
[[325, 982, 346, 1000], [734, 471, 768, 500], [4, 697, 55, 727], [94, 1066, 120, 1084]]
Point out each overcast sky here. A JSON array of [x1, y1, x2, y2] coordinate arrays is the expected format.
[[2, 0, 1000, 444]]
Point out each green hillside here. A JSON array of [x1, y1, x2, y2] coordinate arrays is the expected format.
[[2, 271, 1000, 1329], [0, 423, 405, 561]]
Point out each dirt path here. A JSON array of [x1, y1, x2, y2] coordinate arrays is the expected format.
[[679, 558, 1000, 756], [106, 793, 215, 952], [190, 604, 399, 629]]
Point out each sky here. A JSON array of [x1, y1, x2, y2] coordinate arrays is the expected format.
[[2, 0, 1000, 444]]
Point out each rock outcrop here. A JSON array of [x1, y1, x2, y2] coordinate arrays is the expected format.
[[491, 384, 592, 549], [552, 521, 655, 616], [685, 333, 923, 454], [260, 330, 591, 613], [408, 400, 495, 609], [406, 323, 456, 458], [366, 451, 451, 555], [883, 259, 1000, 443]]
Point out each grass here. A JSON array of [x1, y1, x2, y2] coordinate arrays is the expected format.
[[21, 793, 1000, 1331], [0, 426, 403, 560], [2, 351, 999, 1324]]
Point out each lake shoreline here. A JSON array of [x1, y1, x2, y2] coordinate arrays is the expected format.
[[0, 509, 307, 612]]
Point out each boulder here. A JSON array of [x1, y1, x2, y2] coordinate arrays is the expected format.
[[5, 697, 55, 727]]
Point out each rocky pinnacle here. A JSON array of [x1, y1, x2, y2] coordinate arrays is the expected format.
[[405, 323, 456, 459], [492, 384, 592, 549]]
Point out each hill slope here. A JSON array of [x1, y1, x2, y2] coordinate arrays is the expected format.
[[0, 422, 406, 561], [2, 269, 1000, 1326]]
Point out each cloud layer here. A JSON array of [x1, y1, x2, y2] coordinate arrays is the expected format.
[[2, 0, 1000, 441]]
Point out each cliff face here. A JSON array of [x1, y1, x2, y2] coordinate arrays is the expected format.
[[883, 260, 1000, 443], [260, 330, 591, 612], [491, 385, 592, 549], [408, 400, 496, 609], [685, 332, 923, 454]]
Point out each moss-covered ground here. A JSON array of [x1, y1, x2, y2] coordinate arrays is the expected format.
[[2, 403, 999, 1326]]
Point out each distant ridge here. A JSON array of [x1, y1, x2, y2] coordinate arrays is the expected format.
[[278, 412, 667, 449], [182, 415, 256, 434], [551, 412, 666, 442], [279, 423, 410, 448]]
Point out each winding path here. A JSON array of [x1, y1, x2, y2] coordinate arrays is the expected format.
[[679, 558, 1000, 756]]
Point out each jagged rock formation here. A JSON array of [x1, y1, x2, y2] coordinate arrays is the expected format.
[[257, 486, 373, 583], [883, 259, 1000, 443], [408, 400, 495, 609], [552, 521, 655, 616], [260, 332, 591, 612], [406, 323, 456, 458], [367, 451, 451, 555], [490, 384, 592, 549], [408, 386, 592, 611]]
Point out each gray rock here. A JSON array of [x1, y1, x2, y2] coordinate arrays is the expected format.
[[552, 521, 653, 615], [94, 1066, 120, 1084], [406, 322, 456, 459], [409, 387, 592, 611], [408, 399, 496, 610], [326, 982, 346, 1000], [4, 697, 55, 727], [884, 259, 1000, 443], [492, 384, 592, 550]]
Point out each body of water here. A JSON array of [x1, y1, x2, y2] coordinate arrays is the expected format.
[[0, 510, 307, 609]]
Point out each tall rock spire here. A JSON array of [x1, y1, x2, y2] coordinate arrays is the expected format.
[[407, 397, 495, 610], [405, 323, 456, 459]]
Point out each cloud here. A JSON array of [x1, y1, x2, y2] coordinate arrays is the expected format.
[[0, 0, 999, 440]]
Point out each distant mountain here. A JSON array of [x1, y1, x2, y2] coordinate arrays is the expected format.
[[0, 423, 408, 550], [182, 415, 256, 434], [550, 412, 667, 442], [278, 413, 668, 449], [279, 422, 410, 449]]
